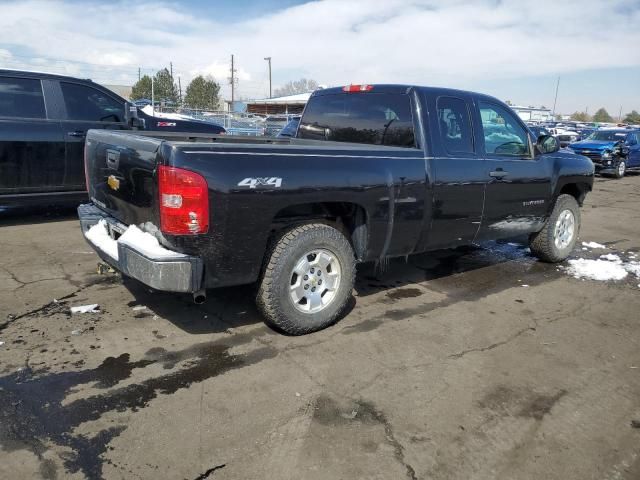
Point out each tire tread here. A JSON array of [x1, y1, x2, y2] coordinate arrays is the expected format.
[[256, 223, 355, 335]]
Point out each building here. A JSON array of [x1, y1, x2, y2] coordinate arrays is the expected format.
[[510, 105, 553, 122], [246, 92, 312, 115], [103, 84, 133, 100]]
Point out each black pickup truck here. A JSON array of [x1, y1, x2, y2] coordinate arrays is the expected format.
[[0, 69, 225, 210], [79, 84, 594, 334]]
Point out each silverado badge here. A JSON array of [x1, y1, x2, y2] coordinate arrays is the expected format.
[[107, 175, 120, 191]]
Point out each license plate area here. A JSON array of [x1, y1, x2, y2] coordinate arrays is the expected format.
[[105, 220, 126, 240]]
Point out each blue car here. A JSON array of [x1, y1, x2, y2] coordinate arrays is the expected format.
[[568, 129, 640, 178]]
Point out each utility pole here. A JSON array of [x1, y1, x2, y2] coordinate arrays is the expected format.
[[619, 105, 623, 122], [170, 62, 173, 79], [178, 75, 182, 107], [551, 76, 560, 118], [230, 54, 236, 106], [138, 67, 141, 81], [264, 56, 272, 98], [151, 75, 154, 115]]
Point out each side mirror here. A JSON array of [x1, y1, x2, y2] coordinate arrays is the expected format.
[[130, 117, 146, 130], [126, 104, 145, 130], [537, 134, 559, 154]]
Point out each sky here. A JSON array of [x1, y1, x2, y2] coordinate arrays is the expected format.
[[0, 0, 639, 115]]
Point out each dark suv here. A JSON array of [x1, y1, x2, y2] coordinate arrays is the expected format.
[[0, 70, 225, 210]]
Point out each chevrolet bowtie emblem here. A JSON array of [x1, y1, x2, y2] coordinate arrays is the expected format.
[[107, 175, 120, 191]]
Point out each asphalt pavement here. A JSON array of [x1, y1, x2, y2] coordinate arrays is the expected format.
[[1, 175, 639, 480]]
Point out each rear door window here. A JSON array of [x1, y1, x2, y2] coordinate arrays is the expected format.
[[436, 96, 474, 154], [60, 82, 125, 122], [298, 93, 416, 148], [0, 77, 46, 119]]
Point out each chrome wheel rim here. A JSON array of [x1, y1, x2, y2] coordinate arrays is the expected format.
[[289, 249, 341, 314], [554, 209, 575, 250], [618, 162, 625, 176]]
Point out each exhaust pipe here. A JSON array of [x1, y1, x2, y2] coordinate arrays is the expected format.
[[193, 289, 207, 304]]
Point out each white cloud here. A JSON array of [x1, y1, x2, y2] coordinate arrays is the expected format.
[[0, 0, 639, 105]]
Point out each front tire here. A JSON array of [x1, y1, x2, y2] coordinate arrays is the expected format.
[[614, 160, 626, 179], [529, 194, 580, 263], [256, 223, 356, 335]]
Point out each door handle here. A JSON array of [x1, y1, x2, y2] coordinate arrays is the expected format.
[[67, 131, 86, 138], [489, 170, 509, 178]]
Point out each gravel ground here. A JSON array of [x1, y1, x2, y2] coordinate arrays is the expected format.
[[1, 175, 639, 480]]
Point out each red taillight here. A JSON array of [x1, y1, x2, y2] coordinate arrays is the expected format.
[[342, 84, 374, 93], [158, 165, 209, 235]]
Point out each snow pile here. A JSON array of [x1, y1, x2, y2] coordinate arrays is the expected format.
[[141, 105, 193, 121], [599, 254, 621, 262], [625, 261, 640, 278], [566, 258, 628, 281], [85, 220, 119, 259], [582, 241, 607, 249], [118, 224, 185, 259], [85, 220, 184, 260]]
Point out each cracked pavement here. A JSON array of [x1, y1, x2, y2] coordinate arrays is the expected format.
[[1, 175, 640, 480]]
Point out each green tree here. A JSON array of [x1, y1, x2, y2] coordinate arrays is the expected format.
[[570, 111, 591, 122], [592, 107, 613, 123], [273, 78, 318, 97], [623, 110, 640, 124], [153, 68, 178, 104], [184, 75, 221, 110], [131, 75, 152, 100]]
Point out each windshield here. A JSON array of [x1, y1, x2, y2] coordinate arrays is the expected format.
[[586, 131, 627, 141]]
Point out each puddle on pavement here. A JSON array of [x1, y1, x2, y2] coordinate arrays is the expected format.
[[0, 333, 276, 479]]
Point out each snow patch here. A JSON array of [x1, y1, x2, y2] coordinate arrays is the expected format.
[[85, 220, 185, 260], [599, 254, 621, 263], [566, 259, 628, 281], [625, 261, 640, 278], [85, 220, 118, 260], [141, 105, 193, 121], [118, 224, 186, 259], [581, 241, 607, 249]]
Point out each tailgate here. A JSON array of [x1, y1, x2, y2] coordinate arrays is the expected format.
[[85, 130, 163, 226]]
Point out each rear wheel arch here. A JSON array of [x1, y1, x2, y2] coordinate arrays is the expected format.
[[270, 202, 369, 261]]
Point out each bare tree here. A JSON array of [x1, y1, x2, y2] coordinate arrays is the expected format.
[[273, 78, 319, 97]]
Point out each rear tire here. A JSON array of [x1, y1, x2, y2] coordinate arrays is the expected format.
[[529, 194, 580, 263], [256, 223, 356, 335]]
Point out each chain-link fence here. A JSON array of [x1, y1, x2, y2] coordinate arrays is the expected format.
[[153, 107, 300, 137]]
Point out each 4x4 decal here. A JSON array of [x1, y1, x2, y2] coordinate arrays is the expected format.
[[237, 177, 283, 189]]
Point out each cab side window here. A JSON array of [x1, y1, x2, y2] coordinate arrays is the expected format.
[[60, 82, 125, 122], [0, 77, 46, 119], [479, 101, 530, 157], [436, 96, 474, 154]]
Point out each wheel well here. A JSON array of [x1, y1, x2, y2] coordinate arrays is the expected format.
[[271, 202, 368, 260], [559, 183, 590, 206]]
